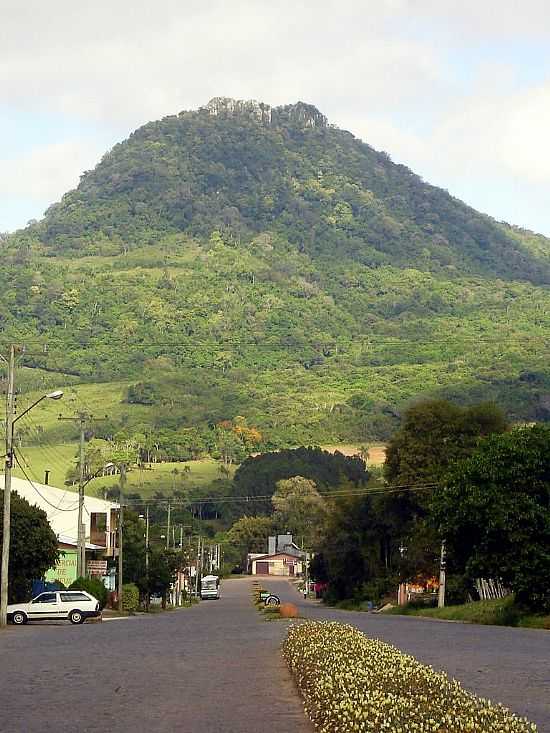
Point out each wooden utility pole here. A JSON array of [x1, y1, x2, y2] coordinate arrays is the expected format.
[[438, 539, 446, 608], [0, 346, 16, 627], [118, 463, 126, 612], [195, 535, 201, 596], [58, 412, 94, 578], [145, 504, 150, 612], [78, 416, 86, 577], [166, 502, 171, 550], [1, 350, 62, 628]]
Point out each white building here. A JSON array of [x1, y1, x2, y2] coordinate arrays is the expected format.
[[0, 474, 119, 582]]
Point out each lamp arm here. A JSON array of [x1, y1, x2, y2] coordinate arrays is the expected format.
[[12, 395, 46, 425]]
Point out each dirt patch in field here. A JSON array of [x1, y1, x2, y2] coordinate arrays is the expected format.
[[321, 444, 387, 465]]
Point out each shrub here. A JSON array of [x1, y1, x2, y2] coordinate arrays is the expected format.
[[122, 583, 140, 612], [69, 577, 108, 609], [283, 621, 536, 733]]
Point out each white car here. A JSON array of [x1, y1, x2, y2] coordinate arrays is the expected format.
[[7, 590, 101, 625]]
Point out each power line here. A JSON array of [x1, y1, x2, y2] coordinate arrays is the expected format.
[[13, 450, 79, 513], [117, 481, 439, 508], [14, 443, 79, 506]]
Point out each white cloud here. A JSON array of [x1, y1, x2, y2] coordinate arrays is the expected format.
[[0, 0, 549, 234], [356, 77, 550, 186], [0, 1, 447, 124], [0, 140, 106, 200]]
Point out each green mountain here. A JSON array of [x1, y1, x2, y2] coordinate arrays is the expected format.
[[2, 97, 550, 449]]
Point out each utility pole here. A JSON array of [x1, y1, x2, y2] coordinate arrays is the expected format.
[[78, 415, 86, 578], [438, 539, 446, 608], [195, 535, 201, 596], [58, 411, 92, 578], [1, 349, 62, 628], [166, 502, 171, 550], [0, 346, 16, 628], [118, 463, 126, 612], [145, 504, 150, 612]]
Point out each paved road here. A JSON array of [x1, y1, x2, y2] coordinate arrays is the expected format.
[[264, 577, 550, 732], [2, 578, 548, 733], [0, 579, 311, 733]]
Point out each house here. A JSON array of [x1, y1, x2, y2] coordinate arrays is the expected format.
[[1, 474, 119, 586], [249, 534, 306, 576], [250, 552, 304, 576]]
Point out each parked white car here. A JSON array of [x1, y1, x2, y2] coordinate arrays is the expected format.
[[7, 590, 101, 625]]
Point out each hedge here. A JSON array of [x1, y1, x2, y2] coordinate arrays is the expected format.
[[122, 583, 140, 613], [69, 576, 108, 609], [283, 621, 536, 733]]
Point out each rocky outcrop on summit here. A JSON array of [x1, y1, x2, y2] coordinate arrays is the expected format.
[[202, 97, 327, 129], [203, 97, 273, 124]]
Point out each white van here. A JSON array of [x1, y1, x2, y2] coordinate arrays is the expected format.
[[200, 575, 220, 600]]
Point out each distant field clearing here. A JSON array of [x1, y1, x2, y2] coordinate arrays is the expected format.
[[321, 444, 386, 465]]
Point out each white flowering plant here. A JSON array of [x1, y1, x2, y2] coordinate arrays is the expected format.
[[283, 621, 537, 732]]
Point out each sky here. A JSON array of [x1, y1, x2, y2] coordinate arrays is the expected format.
[[1, 0, 550, 236]]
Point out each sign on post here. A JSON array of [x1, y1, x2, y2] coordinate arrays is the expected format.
[[87, 560, 108, 576]]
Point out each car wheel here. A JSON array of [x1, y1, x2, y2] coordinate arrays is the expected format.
[[69, 610, 84, 625], [12, 611, 27, 625]]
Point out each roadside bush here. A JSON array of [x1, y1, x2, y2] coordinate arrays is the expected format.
[[283, 621, 536, 733], [69, 577, 108, 609], [122, 583, 140, 613]]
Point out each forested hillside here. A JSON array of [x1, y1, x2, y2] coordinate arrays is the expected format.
[[2, 97, 550, 448]]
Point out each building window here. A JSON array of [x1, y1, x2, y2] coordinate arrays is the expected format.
[[90, 512, 107, 546]]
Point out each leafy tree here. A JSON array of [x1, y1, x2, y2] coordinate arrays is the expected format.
[[214, 423, 247, 467], [383, 399, 508, 587], [232, 447, 369, 513], [315, 493, 395, 603], [0, 490, 59, 602], [121, 511, 147, 591], [433, 424, 550, 611], [385, 399, 508, 486], [272, 476, 326, 547], [121, 510, 189, 607], [226, 515, 274, 565], [149, 548, 188, 608]]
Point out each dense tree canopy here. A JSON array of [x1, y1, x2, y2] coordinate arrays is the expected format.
[[0, 490, 59, 602], [385, 399, 508, 486], [433, 424, 550, 611], [232, 447, 369, 513]]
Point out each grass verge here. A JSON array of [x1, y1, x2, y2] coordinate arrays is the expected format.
[[283, 621, 537, 732], [386, 596, 550, 629]]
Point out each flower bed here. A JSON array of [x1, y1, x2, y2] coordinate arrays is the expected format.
[[283, 621, 536, 732]]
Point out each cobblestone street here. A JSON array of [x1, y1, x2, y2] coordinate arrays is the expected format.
[[1, 577, 549, 732], [0, 579, 310, 733]]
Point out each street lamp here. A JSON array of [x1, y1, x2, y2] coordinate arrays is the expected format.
[[1, 384, 64, 626], [14, 390, 64, 425]]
